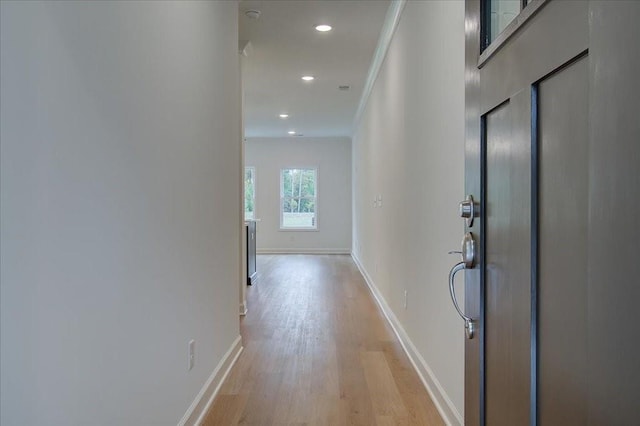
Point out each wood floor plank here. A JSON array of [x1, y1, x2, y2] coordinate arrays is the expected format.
[[203, 394, 248, 425], [376, 415, 400, 426], [360, 351, 408, 418], [201, 255, 444, 426]]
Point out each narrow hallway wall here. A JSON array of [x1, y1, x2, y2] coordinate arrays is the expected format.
[[1, 1, 241, 424], [351, 1, 465, 423]]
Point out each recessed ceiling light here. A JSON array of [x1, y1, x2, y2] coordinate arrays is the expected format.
[[315, 24, 332, 32], [301, 75, 315, 81], [279, 114, 289, 118], [288, 131, 296, 135]]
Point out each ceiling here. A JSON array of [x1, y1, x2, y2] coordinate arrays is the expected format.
[[239, 0, 391, 138]]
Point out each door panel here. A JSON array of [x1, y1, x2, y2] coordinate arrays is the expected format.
[[538, 55, 589, 425], [484, 91, 531, 426]]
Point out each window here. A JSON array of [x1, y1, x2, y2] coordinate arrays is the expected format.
[[244, 167, 255, 220], [483, 0, 524, 49], [280, 168, 317, 230]]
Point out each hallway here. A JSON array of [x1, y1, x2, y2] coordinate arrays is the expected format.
[[203, 255, 444, 425]]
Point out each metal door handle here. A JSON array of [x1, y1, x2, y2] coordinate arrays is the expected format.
[[448, 261, 475, 339]]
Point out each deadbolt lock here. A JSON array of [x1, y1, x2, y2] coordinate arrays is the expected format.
[[459, 195, 478, 227]]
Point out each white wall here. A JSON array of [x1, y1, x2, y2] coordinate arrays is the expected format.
[[0, 1, 240, 424], [352, 0, 465, 423], [246, 137, 351, 253]]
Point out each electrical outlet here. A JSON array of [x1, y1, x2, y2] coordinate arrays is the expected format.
[[188, 340, 195, 371], [404, 290, 408, 309]]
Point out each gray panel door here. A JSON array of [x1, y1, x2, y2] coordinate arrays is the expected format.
[[462, 1, 640, 425]]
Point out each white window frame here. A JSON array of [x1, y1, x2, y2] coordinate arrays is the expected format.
[[279, 167, 318, 231], [244, 166, 256, 221]]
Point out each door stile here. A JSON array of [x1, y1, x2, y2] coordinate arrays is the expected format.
[[464, 1, 482, 426], [479, 111, 487, 426], [529, 83, 538, 426]]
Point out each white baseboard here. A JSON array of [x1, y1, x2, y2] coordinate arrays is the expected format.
[[257, 248, 351, 255], [178, 335, 243, 426], [351, 253, 463, 426]]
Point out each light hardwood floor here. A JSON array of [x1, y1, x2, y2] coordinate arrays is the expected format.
[[202, 255, 444, 426]]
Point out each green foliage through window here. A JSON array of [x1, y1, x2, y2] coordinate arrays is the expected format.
[[281, 168, 316, 228], [245, 167, 255, 220]]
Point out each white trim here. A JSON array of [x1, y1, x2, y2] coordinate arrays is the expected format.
[[178, 335, 243, 426], [257, 248, 350, 255], [351, 253, 463, 426], [352, 0, 407, 131], [239, 301, 248, 316], [277, 227, 319, 233]]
